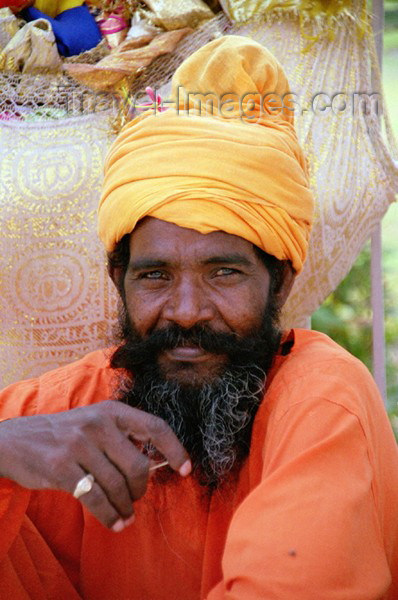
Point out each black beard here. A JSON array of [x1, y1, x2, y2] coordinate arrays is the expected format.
[[110, 297, 282, 490]]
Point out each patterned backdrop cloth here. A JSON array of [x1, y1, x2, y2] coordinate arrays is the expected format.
[[0, 114, 117, 384], [0, 0, 397, 386]]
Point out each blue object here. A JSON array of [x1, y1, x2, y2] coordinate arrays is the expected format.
[[23, 5, 102, 57]]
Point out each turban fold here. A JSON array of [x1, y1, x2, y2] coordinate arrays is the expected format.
[[99, 35, 314, 272]]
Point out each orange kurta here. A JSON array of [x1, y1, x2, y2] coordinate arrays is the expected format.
[[0, 329, 397, 599]]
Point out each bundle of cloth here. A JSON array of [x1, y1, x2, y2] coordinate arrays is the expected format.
[[0, 0, 213, 89], [0, 1, 101, 58], [22, 1, 102, 57]]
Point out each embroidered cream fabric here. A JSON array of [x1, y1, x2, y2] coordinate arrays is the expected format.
[[0, 116, 117, 385], [0, 2, 397, 386]]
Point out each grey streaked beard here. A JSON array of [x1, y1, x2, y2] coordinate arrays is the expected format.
[[116, 363, 267, 490]]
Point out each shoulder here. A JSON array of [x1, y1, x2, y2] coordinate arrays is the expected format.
[[249, 331, 398, 494], [36, 348, 114, 387], [255, 329, 398, 472], [279, 328, 369, 372], [253, 329, 398, 515], [268, 328, 381, 414], [0, 348, 118, 418]]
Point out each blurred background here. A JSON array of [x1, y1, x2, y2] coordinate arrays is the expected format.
[[312, 0, 398, 430]]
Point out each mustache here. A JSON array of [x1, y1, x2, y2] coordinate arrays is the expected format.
[[111, 320, 278, 370]]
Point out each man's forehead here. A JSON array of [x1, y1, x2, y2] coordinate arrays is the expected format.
[[129, 217, 258, 262]]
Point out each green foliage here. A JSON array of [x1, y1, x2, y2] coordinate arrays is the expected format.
[[311, 5, 398, 437], [384, 28, 398, 49], [385, 2, 398, 30], [312, 242, 398, 436], [312, 247, 372, 368]]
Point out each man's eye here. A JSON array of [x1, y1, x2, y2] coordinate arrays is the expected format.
[[140, 271, 164, 279], [215, 267, 240, 276]]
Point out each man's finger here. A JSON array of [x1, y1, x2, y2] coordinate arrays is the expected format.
[[111, 404, 191, 475], [79, 481, 127, 530], [80, 447, 136, 519], [99, 423, 151, 501], [69, 467, 122, 530]]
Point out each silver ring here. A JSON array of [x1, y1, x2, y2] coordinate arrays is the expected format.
[[73, 473, 95, 499]]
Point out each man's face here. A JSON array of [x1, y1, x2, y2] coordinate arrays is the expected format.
[[121, 217, 271, 385], [110, 217, 287, 488]]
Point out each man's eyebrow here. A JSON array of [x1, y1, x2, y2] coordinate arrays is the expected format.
[[202, 254, 254, 267], [128, 258, 169, 271], [128, 254, 254, 270]]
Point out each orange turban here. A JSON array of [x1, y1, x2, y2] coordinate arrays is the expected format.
[[99, 35, 314, 272]]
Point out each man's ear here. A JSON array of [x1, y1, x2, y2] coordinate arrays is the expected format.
[[108, 263, 125, 296], [276, 263, 295, 309]]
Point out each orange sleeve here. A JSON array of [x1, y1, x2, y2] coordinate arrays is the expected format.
[[0, 491, 81, 600], [206, 377, 394, 599], [0, 356, 108, 598], [0, 480, 31, 559], [0, 378, 40, 564], [0, 374, 51, 565]]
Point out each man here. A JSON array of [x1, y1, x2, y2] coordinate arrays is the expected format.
[[0, 36, 397, 599]]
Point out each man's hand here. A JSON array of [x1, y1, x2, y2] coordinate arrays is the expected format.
[[0, 401, 191, 531]]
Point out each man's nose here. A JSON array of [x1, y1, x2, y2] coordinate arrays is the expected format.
[[162, 277, 215, 329]]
